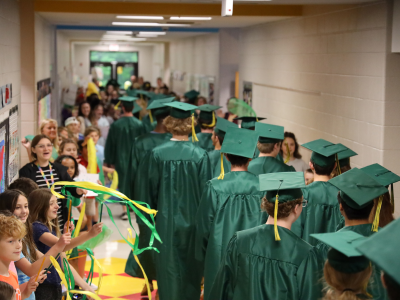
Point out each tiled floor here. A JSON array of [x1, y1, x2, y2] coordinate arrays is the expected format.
[[84, 203, 158, 300]]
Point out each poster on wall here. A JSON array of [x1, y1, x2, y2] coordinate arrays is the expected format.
[[0, 112, 9, 192], [37, 78, 52, 126], [243, 81, 253, 107], [8, 106, 18, 185]]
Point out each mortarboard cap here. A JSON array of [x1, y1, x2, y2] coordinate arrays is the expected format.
[[221, 127, 258, 159], [184, 90, 200, 100], [361, 163, 400, 188], [132, 100, 143, 115], [198, 104, 221, 127], [146, 97, 175, 120], [337, 147, 358, 167], [164, 102, 199, 142], [118, 96, 137, 103], [258, 172, 305, 241], [234, 116, 266, 130], [311, 231, 369, 274], [214, 117, 238, 138], [356, 217, 400, 286], [302, 139, 347, 167], [255, 122, 284, 144]]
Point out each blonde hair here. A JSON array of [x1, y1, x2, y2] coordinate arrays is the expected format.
[[323, 261, 372, 300], [0, 214, 26, 240], [163, 115, 194, 136], [39, 119, 59, 151]]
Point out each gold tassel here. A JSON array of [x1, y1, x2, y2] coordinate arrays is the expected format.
[[336, 153, 342, 175], [149, 110, 154, 123], [256, 117, 259, 122], [191, 113, 199, 142], [274, 194, 281, 241], [391, 184, 395, 214], [217, 153, 225, 180], [284, 143, 290, 163], [114, 101, 121, 110], [203, 112, 216, 127], [87, 138, 97, 174], [372, 195, 383, 232]]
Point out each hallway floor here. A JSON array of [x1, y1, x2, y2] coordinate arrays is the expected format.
[[84, 203, 158, 299]]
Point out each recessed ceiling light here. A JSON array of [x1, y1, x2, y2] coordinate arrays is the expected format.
[[138, 31, 166, 35], [136, 35, 158, 38], [170, 17, 212, 20], [112, 22, 190, 27], [117, 16, 164, 20], [106, 31, 133, 35], [102, 37, 147, 42]]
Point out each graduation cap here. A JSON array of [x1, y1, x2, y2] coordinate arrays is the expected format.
[[234, 116, 266, 130], [311, 231, 369, 274], [214, 117, 238, 138], [337, 147, 358, 167], [132, 100, 143, 115], [106, 79, 120, 87], [255, 122, 284, 144], [302, 139, 347, 177], [329, 168, 388, 231], [258, 172, 306, 241], [164, 102, 199, 142], [136, 90, 152, 99], [356, 217, 400, 286], [114, 96, 138, 110], [361, 163, 400, 214], [184, 90, 200, 101], [198, 104, 222, 127], [146, 97, 175, 121]]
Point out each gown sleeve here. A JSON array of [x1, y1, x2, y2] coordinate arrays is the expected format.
[[208, 234, 239, 300], [195, 181, 218, 262], [197, 152, 212, 193], [124, 144, 138, 199], [297, 247, 324, 300], [104, 124, 115, 165]]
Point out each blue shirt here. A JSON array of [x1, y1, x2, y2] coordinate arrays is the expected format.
[[32, 222, 61, 285], [96, 144, 105, 164], [16, 251, 35, 300]]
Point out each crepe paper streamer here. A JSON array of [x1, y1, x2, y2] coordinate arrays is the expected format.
[[45, 253, 60, 272], [114, 101, 121, 110], [77, 224, 112, 251], [191, 113, 199, 142], [87, 137, 97, 174], [99, 203, 104, 222], [104, 170, 119, 200], [66, 199, 72, 233], [67, 254, 87, 261], [63, 257, 75, 292], [284, 143, 290, 164], [87, 248, 103, 295], [49, 256, 102, 300], [217, 153, 225, 180], [372, 195, 383, 232], [50, 181, 161, 256], [34, 256, 46, 282], [66, 202, 86, 257], [227, 98, 257, 117]]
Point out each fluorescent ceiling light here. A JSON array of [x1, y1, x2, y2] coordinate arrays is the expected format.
[[117, 16, 164, 20], [170, 17, 212, 20], [138, 31, 166, 35], [109, 44, 119, 51], [106, 31, 133, 35], [113, 22, 190, 27], [136, 34, 159, 38], [102, 37, 147, 42]]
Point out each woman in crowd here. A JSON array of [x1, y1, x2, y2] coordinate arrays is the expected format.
[[89, 103, 109, 147], [19, 134, 86, 233], [281, 132, 308, 172], [77, 101, 91, 135]]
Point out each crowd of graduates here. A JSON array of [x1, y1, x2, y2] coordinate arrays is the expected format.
[[0, 75, 398, 300]]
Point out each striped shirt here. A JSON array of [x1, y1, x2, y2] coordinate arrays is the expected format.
[[35, 165, 65, 232]]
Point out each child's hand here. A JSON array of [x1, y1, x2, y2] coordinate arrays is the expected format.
[[36, 270, 47, 284], [97, 180, 103, 186], [77, 188, 88, 196], [57, 231, 72, 248], [63, 221, 74, 234], [26, 276, 39, 294], [88, 222, 103, 238], [69, 222, 75, 232], [21, 138, 31, 149]]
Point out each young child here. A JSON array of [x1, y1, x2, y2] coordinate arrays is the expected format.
[[65, 117, 83, 142], [305, 168, 314, 185], [0, 191, 70, 300], [0, 281, 16, 300], [29, 189, 102, 299], [0, 214, 40, 300], [8, 178, 38, 198], [58, 139, 86, 177], [84, 126, 105, 164]]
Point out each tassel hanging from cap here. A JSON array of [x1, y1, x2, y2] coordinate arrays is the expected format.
[[372, 195, 383, 232], [149, 110, 154, 124], [390, 184, 395, 214], [114, 101, 121, 110], [191, 113, 199, 142], [217, 153, 225, 180], [284, 143, 290, 164], [274, 194, 281, 241], [335, 153, 342, 176], [203, 112, 216, 128]]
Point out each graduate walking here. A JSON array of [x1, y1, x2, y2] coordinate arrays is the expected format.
[[134, 102, 212, 300], [195, 127, 266, 300], [195, 104, 221, 152]]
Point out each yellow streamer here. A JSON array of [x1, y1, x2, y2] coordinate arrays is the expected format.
[[128, 229, 152, 300], [50, 181, 157, 217], [66, 202, 86, 257], [114, 101, 121, 110], [87, 251, 104, 295], [274, 195, 281, 241], [203, 112, 216, 128], [217, 153, 225, 180], [191, 113, 199, 142], [149, 110, 154, 123], [372, 196, 383, 232], [104, 171, 119, 200], [284, 143, 290, 164], [87, 138, 97, 174]]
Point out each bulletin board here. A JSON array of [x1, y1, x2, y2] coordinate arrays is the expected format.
[[8, 106, 19, 185], [0, 111, 10, 192], [37, 78, 52, 126]]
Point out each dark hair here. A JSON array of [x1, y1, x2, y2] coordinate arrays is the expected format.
[[9, 178, 39, 197], [155, 110, 170, 122], [84, 126, 101, 137], [225, 154, 251, 167], [311, 161, 336, 176], [89, 103, 105, 124], [30, 134, 52, 161], [77, 140, 86, 151], [338, 192, 374, 220], [121, 102, 134, 113], [0, 281, 15, 300], [54, 155, 79, 178], [305, 168, 313, 174], [78, 101, 91, 118], [216, 133, 225, 145], [199, 118, 214, 129], [384, 272, 400, 300], [281, 132, 302, 159], [0, 190, 38, 262], [369, 192, 394, 227]]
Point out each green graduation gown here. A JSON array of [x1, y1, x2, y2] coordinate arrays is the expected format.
[[315, 224, 388, 300], [208, 225, 321, 300], [195, 171, 266, 300], [208, 149, 231, 178], [134, 141, 212, 300], [195, 132, 214, 152], [248, 156, 295, 175], [291, 181, 341, 246], [104, 116, 145, 196], [142, 114, 157, 133]]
